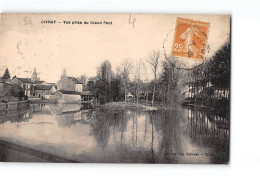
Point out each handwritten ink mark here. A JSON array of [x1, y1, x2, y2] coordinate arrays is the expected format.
[[16, 41, 26, 60], [128, 14, 136, 28], [17, 41, 23, 55], [24, 16, 33, 26]]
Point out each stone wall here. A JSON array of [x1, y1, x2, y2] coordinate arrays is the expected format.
[[62, 94, 81, 103]]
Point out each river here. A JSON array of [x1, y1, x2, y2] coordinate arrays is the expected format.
[[0, 103, 229, 163]]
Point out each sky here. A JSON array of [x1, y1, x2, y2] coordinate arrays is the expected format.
[[0, 14, 230, 83]]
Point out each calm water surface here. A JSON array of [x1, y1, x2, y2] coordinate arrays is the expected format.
[[0, 103, 229, 163]]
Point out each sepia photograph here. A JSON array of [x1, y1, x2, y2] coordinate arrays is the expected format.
[[0, 13, 230, 164]]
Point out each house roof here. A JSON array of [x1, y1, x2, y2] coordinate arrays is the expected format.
[[33, 80, 45, 84], [47, 83, 56, 86], [81, 91, 94, 96], [17, 78, 32, 83], [67, 76, 83, 84], [12, 83, 23, 89], [4, 79, 11, 83], [34, 85, 54, 90], [58, 90, 81, 95]]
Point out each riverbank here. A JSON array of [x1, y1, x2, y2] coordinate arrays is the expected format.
[[29, 98, 51, 103], [0, 139, 77, 162]]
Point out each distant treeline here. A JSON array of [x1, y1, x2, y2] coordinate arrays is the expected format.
[[76, 42, 230, 107], [77, 50, 182, 106]]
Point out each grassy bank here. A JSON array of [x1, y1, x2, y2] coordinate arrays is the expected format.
[[103, 102, 144, 108], [102, 101, 162, 111]]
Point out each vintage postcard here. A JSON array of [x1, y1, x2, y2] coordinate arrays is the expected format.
[[0, 14, 230, 164]]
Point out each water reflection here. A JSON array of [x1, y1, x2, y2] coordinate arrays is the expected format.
[[0, 104, 229, 163], [0, 107, 33, 124]]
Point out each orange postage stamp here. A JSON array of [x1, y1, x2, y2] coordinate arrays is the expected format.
[[172, 17, 210, 60]]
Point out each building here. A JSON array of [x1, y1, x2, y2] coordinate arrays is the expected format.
[[57, 76, 83, 92], [182, 53, 230, 102], [127, 92, 133, 98], [6, 68, 58, 99], [50, 90, 81, 104], [50, 76, 83, 103], [34, 85, 56, 99], [32, 80, 46, 85], [10, 76, 32, 96]]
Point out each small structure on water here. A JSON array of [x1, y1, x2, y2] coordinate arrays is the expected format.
[[81, 90, 95, 108]]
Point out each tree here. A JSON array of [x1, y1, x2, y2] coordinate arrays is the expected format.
[[111, 67, 124, 102], [86, 60, 125, 104], [95, 60, 114, 103], [95, 78, 112, 104], [147, 50, 160, 106], [111, 76, 123, 102], [78, 74, 88, 86], [210, 42, 231, 89], [133, 59, 142, 103], [87, 77, 95, 91], [140, 60, 149, 105], [2, 68, 10, 80], [97, 60, 113, 82], [158, 59, 180, 105], [120, 59, 132, 103]]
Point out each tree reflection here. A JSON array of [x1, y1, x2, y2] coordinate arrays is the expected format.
[[186, 108, 229, 163], [0, 103, 230, 163]]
